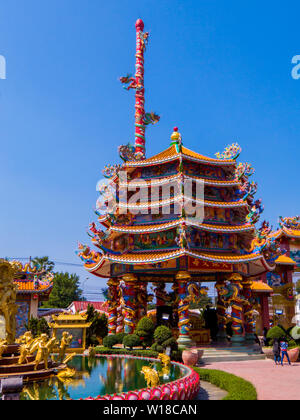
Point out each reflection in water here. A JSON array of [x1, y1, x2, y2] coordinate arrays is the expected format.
[[20, 356, 185, 400]]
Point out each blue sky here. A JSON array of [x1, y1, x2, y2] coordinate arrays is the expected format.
[[0, 0, 299, 297]]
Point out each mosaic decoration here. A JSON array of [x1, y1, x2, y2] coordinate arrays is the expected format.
[[235, 162, 255, 180], [15, 302, 29, 337], [102, 164, 123, 179], [279, 215, 300, 230], [215, 143, 242, 160]]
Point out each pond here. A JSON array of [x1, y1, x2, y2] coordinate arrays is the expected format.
[[20, 356, 187, 400]]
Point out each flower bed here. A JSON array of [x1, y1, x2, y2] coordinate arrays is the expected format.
[[81, 354, 200, 401]]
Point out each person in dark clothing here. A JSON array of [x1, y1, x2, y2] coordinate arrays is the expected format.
[[273, 338, 280, 365], [263, 327, 268, 347]]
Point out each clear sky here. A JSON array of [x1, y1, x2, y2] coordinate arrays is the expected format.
[[0, 0, 299, 298]]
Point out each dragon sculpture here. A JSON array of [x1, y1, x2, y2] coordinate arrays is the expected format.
[[235, 181, 258, 204], [248, 221, 280, 263], [215, 277, 249, 336], [141, 365, 160, 388], [76, 243, 101, 265], [246, 199, 264, 224], [279, 215, 300, 230]]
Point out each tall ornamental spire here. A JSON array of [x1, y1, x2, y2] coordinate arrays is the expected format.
[[120, 19, 160, 161], [134, 19, 147, 159]]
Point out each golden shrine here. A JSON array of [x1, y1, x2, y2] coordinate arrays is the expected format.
[[49, 314, 92, 354]]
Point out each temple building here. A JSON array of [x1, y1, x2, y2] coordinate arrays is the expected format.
[[77, 19, 281, 348], [11, 261, 53, 336], [260, 216, 300, 328]]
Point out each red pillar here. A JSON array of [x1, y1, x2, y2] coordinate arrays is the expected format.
[[261, 294, 270, 330]]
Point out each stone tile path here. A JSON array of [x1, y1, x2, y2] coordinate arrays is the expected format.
[[197, 381, 228, 400], [205, 359, 300, 400]]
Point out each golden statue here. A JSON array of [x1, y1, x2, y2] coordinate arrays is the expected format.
[[0, 339, 7, 360], [57, 367, 76, 380], [62, 352, 76, 365], [30, 334, 49, 371], [0, 261, 18, 344], [18, 331, 34, 365], [141, 365, 160, 388], [158, 353, 171, 369], [58, 332, 73, 363]]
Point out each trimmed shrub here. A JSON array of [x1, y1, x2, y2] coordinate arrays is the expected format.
[[115, 333, 127, 344], [287, 339, 298, 349], [193, 368, 257, 400], [290, 326, 300, 342], [154, 325, 173, 344], [123, 334, 141, 350], [103, 335, 118, 349], [134, 317, 155, 349], [266, 326, 286, 344], [152, 325, 178, 358]]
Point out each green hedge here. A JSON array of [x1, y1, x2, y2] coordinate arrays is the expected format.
[[94, 346, 182, 362], [94, 347, 159, 358], [193, 368, 257, 401]]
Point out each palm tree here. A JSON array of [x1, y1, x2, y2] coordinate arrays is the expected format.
[[31, 256, 55, 273]]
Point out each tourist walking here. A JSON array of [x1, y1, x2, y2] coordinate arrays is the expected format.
[[280, 338, 291, 366], [273, 338, 280, 365]]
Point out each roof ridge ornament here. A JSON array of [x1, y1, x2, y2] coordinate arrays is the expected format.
[[170, 127, 182, 153], [215, 143, 242, 160]]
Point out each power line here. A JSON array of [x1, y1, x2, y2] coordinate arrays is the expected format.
[[5, 257, 82, 267]]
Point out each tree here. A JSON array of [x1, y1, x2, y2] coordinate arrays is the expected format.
[[189, 295, 213, 310], [26, 317, 50, 337], [31, 256, 55, 273], [86, 304, 108, 346], [43, 272, 85, 308]]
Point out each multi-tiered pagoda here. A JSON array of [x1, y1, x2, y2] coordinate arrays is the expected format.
[[78, 19, 280, 348]]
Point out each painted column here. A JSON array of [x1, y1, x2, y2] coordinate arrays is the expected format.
[[121, 274, 138, 334], [261, 294, 270, 330], [29, 295, 39, 319], [242, 279, 256, 343], [215, 280, 227, 341], [229, 274, 245, 346], [107, 279, 119, 335], [116, 278, 124, 334], [176, 271, 194, 349]]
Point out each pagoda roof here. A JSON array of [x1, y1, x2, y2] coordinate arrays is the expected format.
[[125, 145, 237, 168], [272, 227, 300, 240], [84, 248, 264, 273], [108, 220, 254, 235], [117, 195, 248, 211], [251, 281, 273, 293], [275, 255, 297, 266], [15, 279, 53, 295], [120, 173, 240, 188]]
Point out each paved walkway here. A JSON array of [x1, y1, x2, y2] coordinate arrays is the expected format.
[[197, 381, 228, 400], [205, 359, 300, 400]]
